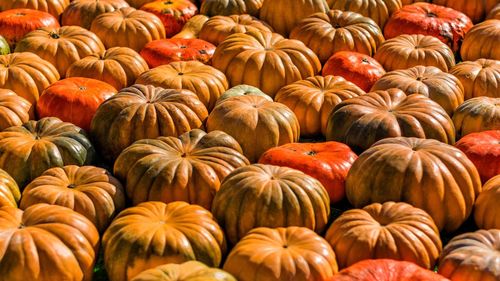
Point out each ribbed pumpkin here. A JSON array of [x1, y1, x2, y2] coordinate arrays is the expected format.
[[140, 0, 197, 38], [125, 0, 155, 8], [172, 14, 209, 39], [216, 84, 270, 105], [346, 137, 482, 232], [474, 175, 500, 230], [326, 89, 455, 152], [432, 0, 498, 23], [452, 97, 500, 139], [275, 75, 365, 137], [103, 201, 226, 281], [199, 14, 272, 46], [449, 59, 500, 100], [131, 261, 236, 281], [212, 164, 330, 245], [224, 227, 338, 281], [200, 0, 263, 17], [14, 26, 105, 77], [0, 89, 33, 131], [290, 10, 384, 63], [374, 34, 455, 72], [461, 20, 500, 61], [136, 61, 228, 111], [488, 3, 500, 19], [206, 95, 300, 162], [0, 204, 99, 281], [90, 84, 208, 162], [0, 0, 69, 19], [20, 165, 125, 232], [370, 66, 464, 115], [90, 7, 166, 52], [0, 169, 20, 208], [438, 229, 500, 281], [328, 0, 403, 28], [61, 0, 129, 29], [325, 201, 442, 269], [0, 52, 59, 105], [212, 30, 321, 98]]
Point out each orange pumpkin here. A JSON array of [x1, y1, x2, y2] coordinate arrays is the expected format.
[[172, 14, 209, 39], [140, 0, 197, 38], [449, 59, 500, 100], [0, 0, 69, 19], [452, 97, 500, 139], [474, 175, 500, 230], [131, 261, 237, 281], [61, 0, 129, 29], [200, 0, 263, 17], [126, 0, 155, 8], [488, 3, 500, 20], [0, 169, 20, 208], [0, 89, 33, 131], [432, 0, 498, 23], [460, 20, 500, 61], [328, 0, 403, 28]]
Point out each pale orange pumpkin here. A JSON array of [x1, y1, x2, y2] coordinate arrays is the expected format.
[[0, 168, 20, 208], [452, 97, 500, 139], [474, 175, 500, 230], [449, 59, 500, 100], [460, 20, 500, 61], [61, 0, 130, 29], [0, 89, 33, 131], [328, 0, 403, 28]]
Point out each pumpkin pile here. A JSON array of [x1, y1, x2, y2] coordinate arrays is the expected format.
[[0, 0, 499, 280]]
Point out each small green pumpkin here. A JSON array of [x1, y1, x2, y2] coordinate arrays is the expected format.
[[0, 36, 10, 55]]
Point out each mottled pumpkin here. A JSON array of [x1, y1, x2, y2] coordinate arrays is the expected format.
[[216, 84, 270, 105], [200, 0, 263, 17], [461, 20, 500, 62], [0, 169, 20, 208], [140, 0, 197, 38], [131, 261, 236, 281], [61, 0, 129, 29], [432, 0, 498, 23], [449, 59, 500, 100], [452, 97, 500, 139], [475, 175, 500, 230], [328, 0, 403, 28], [0, 0, 69, 19], [0, 89, 33, 131]]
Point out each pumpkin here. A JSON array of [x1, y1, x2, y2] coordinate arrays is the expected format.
[[455, 130, 500, 183], [0, 53, 59, 106], [14, 26, 105, 77], [90, 84, 208, 162], [136, 61, 228, 111], [452, 97, 500, 139], [0, 8, 59, 49], [66, 47, 149, 91], [140, 38, 216, 68], [224, 227, 338, 281], [432, 0, 498, 23], [322, 51, 385, 92], [90, 7, 166, 52], [212, 30, 321, 98], [460, 20, 500, 61], [328, 0, 403, 28], [438, 229, 500, 281], [207, 95, 300, 162], [330, 259, 451, 281], [199, 14, 272, 46], [326, 89, 455, 152], [487, 3, 500, 19], [0, 204, 99, 281], [131, 261, 236, 281], [346, 137, 482, 232], [212, 164, 330, 245], [125, 0, 155, 8], [260, 0, 329, 36], [172, 14, 209, 39], [474, 175, 500, 229], [449, 59, 500, 100], [384, 3, 473, 53], [0, 169, 20, 208], [103, 201, 226, 281], [370, 66, 464, 115], [374, 34, 455, 72], [275, 75, 365, 137], [290, 10, 384, 63], [20, 165, 125, 232], [140, 0, 197, 38], [62, 0, 129, 30], [0, 0, 69, 19], [0, 89, 33, 131], [258, 141, 357, 203], [200, 0, 263, 17], [0, 35, 9, 54], [325, 201, 442, 269], [216, 84, 270, 105]]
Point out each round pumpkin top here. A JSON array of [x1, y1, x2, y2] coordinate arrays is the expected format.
[[199, 14, 273, 45], [61, 0, 130, 29], [216, 84, 270, 105], [200, 0, 264, 17], [0, 88, 33, 131], [0, 0, 70, 19], [452, 96, 500, 139], [131, 261, 236, 281], [449, 58, 500, 100]]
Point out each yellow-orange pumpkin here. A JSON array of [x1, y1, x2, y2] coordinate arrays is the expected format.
[[449, 59, 500, 100], [0, 169, 20, 208], [460, 19, 500, 61], [452, 97, 500, 139], [474, 175, 500, 230], [0, 89, 33, 131], [328, 0, 403, 28]]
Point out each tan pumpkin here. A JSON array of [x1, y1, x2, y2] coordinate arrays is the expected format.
[[61, 0, 129, 29], [432, 0, 499, 23], [452, 97, 500, 139], [328, 0, 403, 28], [370, 66, 464, 115], [67, 47, 149, 91], [449, 59, 500, 100], [0, 169, 20, 208], [374, 34, 455, 72], [14, 26, 105, 77], [290, 10, 384, 63], [0, 89, 33, 131], [487, 3, 500, 20], [0, 0, 69, 19], [212, 30, 321, 98], [136, 61, 228, 111], [325, 201, 442, 269], [131, 261, 236, 281], [200, 0, 263, 17], [461, 20, 500, 61], [275, 75, 365, 137], [125, 0, 155, 8], [172, 14, 210, 39], [216, 84, 271, 105], [474, 175, 500, 230]]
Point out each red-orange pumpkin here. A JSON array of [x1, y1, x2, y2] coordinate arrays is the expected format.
[[140, 38, 215, 68], [140, 0, 198, 38]]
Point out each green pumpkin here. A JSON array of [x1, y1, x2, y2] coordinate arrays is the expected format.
[[216, 84, 271, 106], [0, 36, 10, 55]]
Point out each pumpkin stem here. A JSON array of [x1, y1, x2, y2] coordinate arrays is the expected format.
[[68, 184, 77, 188], [307, 151, 317, 156], [427, 12, 437, 18], [361, 58, 369, 64], [49, 32, 60, 39], [164, 1, 173, 4], [18, 223, 25, 229]]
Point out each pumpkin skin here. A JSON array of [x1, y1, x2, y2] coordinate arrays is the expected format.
[[0, 169, 20, 208], [224, 227, 338, 281], [139, 38, 216, 68], [90, 7, 166, 52], [0, 8, 59, 49], [15, 26, 105, 77], [131, 261, 237, 281], [290, 10, 385, 63], [216, 84, 270, 105], [212, 164, 330, 245], [61, 0, 129, 29], [488, 3, 500, 19], [90, 84, 208, 162], [322, 51, 385, 92], [200, 0, 263, 17], [0, 36, 9, 54], [199, 14, 272, 46], [474, 175, 500, 229], [0, 89, 33, 131], [432, 0, 498, 23], [374, 34, 455, 72], [258, 142, 357, 203], [0, 0, 69, 19], [438, 229, 500, 281], [66, 47, 149, 91], [140, 0, 198, 38], [136, 61, 228, 111], [206, 95, 300, 163], [452, 97, 500, 139], [0, 52, 59, 105], [328, 0, 403, 28], [0, 204, 99, 281], [172, 14, 209, 39], [126, 0, 155, 8], [449, 59, 500, 100], [325, 201, 442, 270], [212, 30, 321, 98], [455, 130, 500, 183], [103, 201, 226, 281], [346, 137, 482, 232], [460, 20, 500, 61], [275, 75, 365, 137], [371, 66, 464, 115]]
